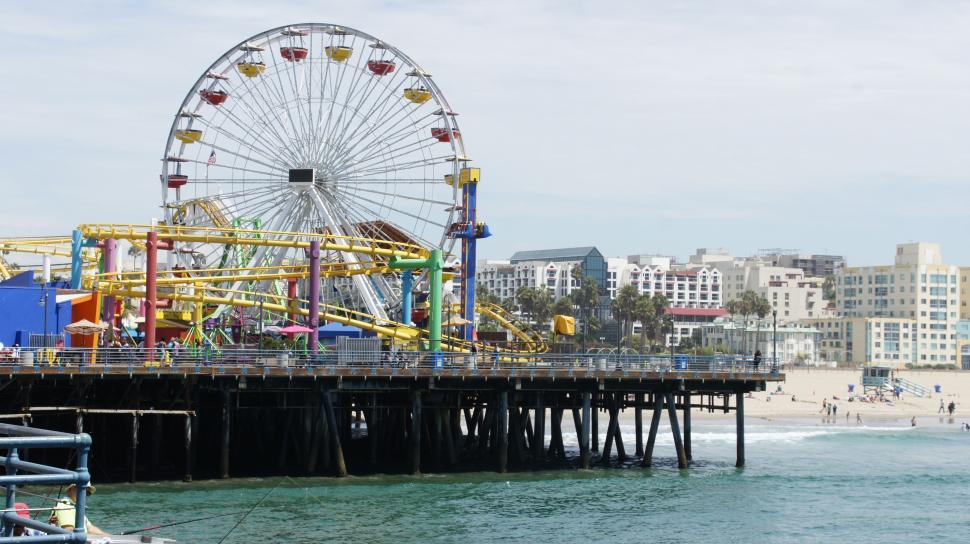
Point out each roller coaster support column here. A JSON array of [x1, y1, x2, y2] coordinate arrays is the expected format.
[[145, 231, 158, 363], [287, 278, 298, 340], [457, 168, 487, 341], [401, 270, 413, 325], [101, 238, 117, 335], [390, 250, 444, 354], [308, 240, 320, 354]]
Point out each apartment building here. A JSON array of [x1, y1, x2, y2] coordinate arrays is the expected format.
[[835, 242, 960, 366], [607, 257, 722, 308], [714, 259, 827, 322], [802, 316, 917, 367], [767, 252, 844, 277]]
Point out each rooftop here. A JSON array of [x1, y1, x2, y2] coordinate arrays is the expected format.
[[510, 246, 601, 263]]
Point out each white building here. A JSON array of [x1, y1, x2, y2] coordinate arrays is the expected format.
[[801, 316, 917, 368], [836, 242, 961, 366], [607, 257, 723, 309], [700, 318, 821, 364]]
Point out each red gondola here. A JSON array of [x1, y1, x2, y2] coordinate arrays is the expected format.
[[166, 174, 188, 189], [367, 59, 396, 76], [431, 128, 460, 143], [199, 89, 228, 106], [280, 46, 308, 61]]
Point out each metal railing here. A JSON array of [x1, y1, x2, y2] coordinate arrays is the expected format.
[[0, 424, 91, 543], [0, 346, 779, 375]]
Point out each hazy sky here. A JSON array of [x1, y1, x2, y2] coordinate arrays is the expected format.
[[2, 0, 970, 267]]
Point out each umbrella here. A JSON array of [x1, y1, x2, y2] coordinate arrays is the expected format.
[[279, 324, 315, 334], [64, 319, 107, 335]]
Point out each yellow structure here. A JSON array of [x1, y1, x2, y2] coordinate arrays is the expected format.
[[553, 315, 575, 336]]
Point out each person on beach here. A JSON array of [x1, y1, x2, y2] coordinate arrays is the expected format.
[[911, 417, 917, 427], [939, 399, 945, 414], [820, 398, 828, 413], [856, 413, 862, 424], [948, 401, 955, 416], [753, 350, 762, 370], [832, 404, 838, 419]]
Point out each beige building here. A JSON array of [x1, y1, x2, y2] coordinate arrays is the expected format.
[[802, 316, 917, 367], [835, 242, 960, 366], [700, 319, 821, 364], [714, 259, 827, 323]]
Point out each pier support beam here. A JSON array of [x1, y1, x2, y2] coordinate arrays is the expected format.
[[324, 389, 348, 477], [641, 392, 664, 467], [409, 390, 422, 475], [184, 414, 194, 482], [683, 393, 692, 462], [635, 392, 644, 457], [128, 413, 139, 483], [497, 390, 509, 473], [736, 392, 745, 468], [220, 388, 230, 479], [591, 391, 599, 453], [665, 392, 688, 469], [580, 392, 591, 469], [532, 393, 544, 468]]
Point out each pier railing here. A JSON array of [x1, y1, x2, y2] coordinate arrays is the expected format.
[[0, 424, 91, 542], [0, 347, 780, 375]]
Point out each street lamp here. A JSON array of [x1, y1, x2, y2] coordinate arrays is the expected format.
[[772, 309, 778, 371], [38, 288, 49, 347]]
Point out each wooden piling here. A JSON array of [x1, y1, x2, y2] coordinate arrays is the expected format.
[[683, 392, 692, 461], [634, 392, 644, 456], [665, 392, 688, 469], [409, 390, 422, 474], [641, 391, 664, 467], [324, 389, 348, 477], [591, 391, 599, 453], [497, 390, 509, 473], [736, 391, 745, 468], [128, 413, 139, 483], [580, 391, 591, 469], [220, 388, 230, 479], [183, 414, 194, 482], [532, 393, 544, 467]]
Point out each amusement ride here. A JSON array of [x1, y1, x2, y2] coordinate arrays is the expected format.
[[0, 23, 547, 360]]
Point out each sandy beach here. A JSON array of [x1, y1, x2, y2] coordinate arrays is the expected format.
[[713, 368, 969, 420]]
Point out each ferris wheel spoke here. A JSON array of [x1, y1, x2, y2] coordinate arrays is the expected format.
[[196, 140, 287, 174], [342, 153, 453, 180], [212, 99, 302, 166], [192, 116, 287, 168], [199, 98, 296, 166], [329, 105, 434, 172], [318, 35, 368, 165], [332, 187, 446, 229], [218, 65, 299, 160], [339, 186, 453, 207], [329, 72, 415, 163], [236, 74, 304, 163], [336, 124, 439, 176], [178, 158, 283, 179], [323, 65, 405, 166], [265, 54, 312, 164]]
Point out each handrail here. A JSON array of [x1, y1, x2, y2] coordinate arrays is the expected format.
[[0, 424, 92, 543]]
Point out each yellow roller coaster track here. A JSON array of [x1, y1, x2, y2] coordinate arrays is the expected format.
[[477, 302, 549, 353]]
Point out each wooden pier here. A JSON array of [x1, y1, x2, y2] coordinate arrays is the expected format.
[[0, 361, 782, 481]]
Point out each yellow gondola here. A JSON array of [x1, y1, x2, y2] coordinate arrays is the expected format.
[[237, 62, 265, 78], [174, 129, 203, 144], [325, 46, 353, 62], [403, 88, 432, 104]]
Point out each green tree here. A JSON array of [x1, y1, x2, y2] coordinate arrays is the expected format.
[[822, 274, 837, 302], [553, 295, 574, 317], [633, 294, 657, 351], [516, 286, 554, 331], [725, 290, 771, 355], [610, 284, 640, 348], [571, 266, 601, 350]]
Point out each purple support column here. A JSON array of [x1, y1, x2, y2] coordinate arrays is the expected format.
[[308, 240, 320, 353], [145, 232, 158, 363], [101, 238, 117, 328]]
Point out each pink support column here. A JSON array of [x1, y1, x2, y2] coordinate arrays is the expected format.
[[308, 241, 320, 354], [145, 232, 158, 363]]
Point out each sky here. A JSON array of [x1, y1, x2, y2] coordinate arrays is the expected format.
[[2, 0, 970, 268]]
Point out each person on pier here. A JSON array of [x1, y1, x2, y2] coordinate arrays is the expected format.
[[51, 484, 109, 536]]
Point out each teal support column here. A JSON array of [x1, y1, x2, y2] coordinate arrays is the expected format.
[[70, 229, 83, 289], [401, 270, 413, 325]]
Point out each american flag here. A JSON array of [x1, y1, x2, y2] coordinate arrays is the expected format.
[[207, 150, 217, 165]]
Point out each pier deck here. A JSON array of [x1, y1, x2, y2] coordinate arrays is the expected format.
[[0, 350, 782, 481]]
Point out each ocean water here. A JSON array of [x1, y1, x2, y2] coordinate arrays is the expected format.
[[32, 417, 970, 543]]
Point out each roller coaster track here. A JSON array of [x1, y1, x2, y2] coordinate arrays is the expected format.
[[477, 303, 549, 353]]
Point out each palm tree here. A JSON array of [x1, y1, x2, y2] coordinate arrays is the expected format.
[[633, 294, 656, 351], [725, 290, 771, 355], [610, 284, 639, 349], [571, 265, 600, 350], [553, 295, 574, 317]]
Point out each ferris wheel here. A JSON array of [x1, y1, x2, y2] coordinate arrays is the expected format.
[[160, 24, 468, 321]]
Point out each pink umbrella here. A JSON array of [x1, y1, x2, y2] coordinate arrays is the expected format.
[[279, 324, 314, 334]]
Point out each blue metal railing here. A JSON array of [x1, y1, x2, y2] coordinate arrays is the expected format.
[[0, 424, 91, 543]]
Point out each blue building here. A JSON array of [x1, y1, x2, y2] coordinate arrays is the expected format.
[[0, 271, 73, 347]]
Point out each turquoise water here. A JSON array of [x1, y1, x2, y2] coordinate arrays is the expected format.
[[25, 417, 970, 542]]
